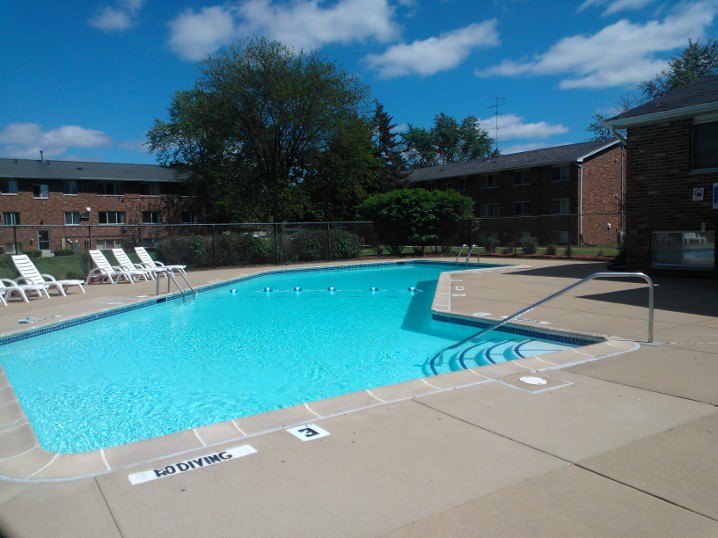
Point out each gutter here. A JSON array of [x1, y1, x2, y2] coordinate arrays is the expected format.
[[578, 164, 583, 244], [604, 101, 718, 129], [608, 125, 627, 144]]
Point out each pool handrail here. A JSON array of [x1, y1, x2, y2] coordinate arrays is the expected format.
[[465, 244, 478, 264], [455, 244, 468, 264], [432, 272, 654, 367]]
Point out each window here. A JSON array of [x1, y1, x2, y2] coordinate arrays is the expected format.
[[692, 121, 718, 169], [513, 171, 529, 186], [479, 203, 501, 217], [141, 182, 160, 196], [142, 211, 161, 224], [98, 211, 126, 224], [2, 212, 19, 225], [33, 184, 49, 199], [96, 239, 124, 250], [550, 231, 569, 245], [653, 231, 715, 269], [182, 211, 198, 223], [459, 178, 467, 193], [514, 201, 531, 216], [480, 175, 499, 189], [64, 211, 81, 225], [96, 182, 124, 195], [62, 180, 78, 195], [551, 198, 570, 215], [0, 179, 18, 194], [551, 165, 570, 182], [38, 230, 50, 251]]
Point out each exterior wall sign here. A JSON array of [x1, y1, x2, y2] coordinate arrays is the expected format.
[[287, 423, 331, 441], [693, 187, 704, 201], [128, 444, 257, 485]]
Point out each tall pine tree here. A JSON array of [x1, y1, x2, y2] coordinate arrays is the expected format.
[[371, 102, 407, 192]]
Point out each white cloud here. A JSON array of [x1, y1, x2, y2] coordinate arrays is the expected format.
[[479, 114, 568, 141], [89, 0, 145, 31], [364, 20, 499, 78], [167, 0, 400, 61], [0, 123, 112, 160], [578, 0, 655, 16], [501, 142, 551, 154], [478, 1, 716, 89], [168, 6, 238, 61]]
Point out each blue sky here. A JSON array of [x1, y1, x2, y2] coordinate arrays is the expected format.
[[1, 0, 716, 164]]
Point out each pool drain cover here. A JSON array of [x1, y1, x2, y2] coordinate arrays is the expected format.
[[519, 376, 548, 386]]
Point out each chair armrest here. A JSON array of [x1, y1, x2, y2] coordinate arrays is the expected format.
[[15, 277, 33, 286], [154, 261, 167, 267], [41, 274, 59, 282], [1, 278, 19, 288]]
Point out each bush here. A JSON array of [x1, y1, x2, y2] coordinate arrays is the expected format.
[[502, 246, 514, 255], [53, 249, 74, 257], [596, 249, 605, 257], [519, 236, 537, 255], [22, 250, 42, 260], [283, 228, 362, 262], [157, 232, 271, 269], [484, 237, 499, 254], [564, 243, 573, 258], [545, 244, 557, 256]]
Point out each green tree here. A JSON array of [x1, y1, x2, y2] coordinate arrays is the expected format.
[[357, 188, 474, 255], [402, 113, 495, 169], [588, 40, 718, 140], [147, 38, 370, 222], [371, 101, 407, 192]]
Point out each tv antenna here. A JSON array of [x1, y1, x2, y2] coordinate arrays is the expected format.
[[487, 97, 507, 152]]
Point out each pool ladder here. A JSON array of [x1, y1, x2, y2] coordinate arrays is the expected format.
[[431, 271, 654, 369], [156, 269, 197, 300], [455, 244, 479, 265]]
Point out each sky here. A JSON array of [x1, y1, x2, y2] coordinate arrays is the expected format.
[[1, 0, 717, 164]]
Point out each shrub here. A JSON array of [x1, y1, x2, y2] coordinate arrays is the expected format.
[[519, 236, 537, 255], [596, 249, 605, 257], [53, 249, 74, 257], [283, 228, 362, 262], [502, 246, 514, 255], [545, 244, 557, 256], [484, 237, 499, 254], [22, 250, 42, 260], [564, 243, 573, 258]]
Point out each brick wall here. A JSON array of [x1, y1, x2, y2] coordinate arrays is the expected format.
[[581, 145, 625, 245], [625, 119, 718, 273], [0, 178, 196, 252]]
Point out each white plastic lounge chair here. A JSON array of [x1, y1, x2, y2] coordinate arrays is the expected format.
[[87, 250, 143, 284], [111, 249, 158, 280], [135, 246, 187, 276], [0, 278, 50, 302], [0, 289, 6, 307], [12, 255, 85, 297]]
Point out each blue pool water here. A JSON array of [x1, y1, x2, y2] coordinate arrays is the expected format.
[[0, 262, 581, 453]]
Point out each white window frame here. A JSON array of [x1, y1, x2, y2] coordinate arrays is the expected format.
[[480, 175, 499, 189], [550, 231, 570, 245], [97, 182, 124, 196], [0, 179, 18, 195], [33, 183, 49, 199], [551, 165, 570, 182], [142, 211, 161, 224], [479, 203, 501, 218], [513, 171, 529, 186], [62, 180, 78, 195], [98, 211, 126, 225], [2, 212, 20, 225], [513, 201, 531, 216], [141, 182, 161, 196], [64, 211, 81, 226], [551, 198, 570, 215]]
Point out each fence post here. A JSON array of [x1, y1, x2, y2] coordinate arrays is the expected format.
[[513, 217, 517, 255], [12, 225, 18, 254], [137, 224, 142, 248], [87, 225, 92, 253], [274, 223, 280, 264], [211, 224, 217, 269], [326, 222, 331, 260]]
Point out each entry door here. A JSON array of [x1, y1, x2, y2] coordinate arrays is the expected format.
[[38, 230, 51, 254]]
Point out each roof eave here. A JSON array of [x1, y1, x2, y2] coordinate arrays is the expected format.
[[575, 139, 621, 162], [604, 101, 718, 129]]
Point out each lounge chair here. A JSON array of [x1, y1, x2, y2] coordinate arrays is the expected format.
[[0, 278, 50, 302], [134, 246, 187, 276], [111, 249, 158, 280], [86, 250, 141, 284], [12, 254, 85, 297]]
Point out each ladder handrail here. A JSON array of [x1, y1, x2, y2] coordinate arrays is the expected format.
[[455, 244, 468, 264], [465, 244, 478, 264], [155, 269, 197, 299], [431, 271, 654, 366]]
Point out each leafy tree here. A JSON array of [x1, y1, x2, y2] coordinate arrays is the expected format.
[[147, 38, 370, 222], [371, 101, 407, 192], [357, 188, 474, 255], [588, 40, 718, 140], [402, 113, 495, 169]]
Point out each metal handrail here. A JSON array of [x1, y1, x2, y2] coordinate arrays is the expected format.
[[431, 271, 654, 367], [455, 244, 468, 264], [155, 269, 197, 299], [465, 244, 478, 264]]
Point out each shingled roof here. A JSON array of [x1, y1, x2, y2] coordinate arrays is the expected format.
[[0, 158, 186, 183], [606, 75, 718, 127], [408, 139, 618, 183]]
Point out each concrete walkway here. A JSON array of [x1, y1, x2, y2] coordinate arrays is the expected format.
[[0, 257, 716, 537]]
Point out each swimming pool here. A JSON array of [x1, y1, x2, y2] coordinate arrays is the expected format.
[[0, 262, 584, 453]]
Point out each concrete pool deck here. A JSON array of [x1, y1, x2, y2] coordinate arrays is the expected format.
[[0, 257, 716, 536]]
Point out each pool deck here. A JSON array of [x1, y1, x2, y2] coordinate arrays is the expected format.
[[0, 257, 717, 536]]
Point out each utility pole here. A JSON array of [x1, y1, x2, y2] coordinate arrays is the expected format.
[[487, 97, 507, 153]]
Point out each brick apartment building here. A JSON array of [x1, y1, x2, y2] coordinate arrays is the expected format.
[[408, 140, 625, 246], [0, 158, 194, 254], [604, 76, 717, 275]]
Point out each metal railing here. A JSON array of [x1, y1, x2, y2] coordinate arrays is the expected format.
[[431, 271, 654, 368]]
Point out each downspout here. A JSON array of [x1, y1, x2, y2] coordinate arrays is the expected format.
[[578, 163, 584, 245], [609, 125, 627, 144]]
